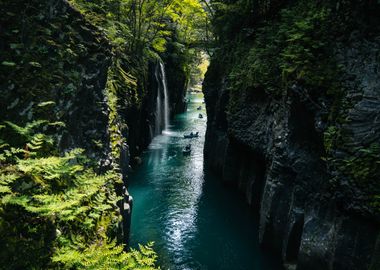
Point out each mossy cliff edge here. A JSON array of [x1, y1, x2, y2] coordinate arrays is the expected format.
[[0, 0, 189, 268], [204, 1, 380, 269]]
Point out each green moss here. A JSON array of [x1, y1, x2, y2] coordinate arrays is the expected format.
[[105, 58, 137, 166], [0, 0, 161, 268], [224, 0, 340, 98], [326, 142, 380, 212], [213, 0, 380, 213], [324, 126, 340, 153], [342, 144, 380, 182]]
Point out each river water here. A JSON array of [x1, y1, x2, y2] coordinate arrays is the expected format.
[[128, 92, 282, 270]]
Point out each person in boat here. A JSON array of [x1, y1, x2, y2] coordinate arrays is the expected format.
[[190, 132, 194, 136], [183, 144, 191, 154], [183, 144, 191, 152]]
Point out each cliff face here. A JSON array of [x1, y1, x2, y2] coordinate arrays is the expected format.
[[204, 1, 380, 269], [0, 0, 135, 246], [0, 0, 112, 164], [0, 0, 188, 248], [164, 41, 189, 115]]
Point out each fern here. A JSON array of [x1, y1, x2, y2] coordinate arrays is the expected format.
[[5, 120, 49, 140], [53, 239, 159, 270], [0, 125, 159, 269]]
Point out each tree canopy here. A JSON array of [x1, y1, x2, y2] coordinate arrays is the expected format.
[[70, 0, 210, 55]]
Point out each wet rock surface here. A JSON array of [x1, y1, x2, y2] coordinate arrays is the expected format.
[[203, 33, 380, 270]]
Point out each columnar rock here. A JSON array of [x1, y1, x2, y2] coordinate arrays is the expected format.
[[203, 1, 380, 269]]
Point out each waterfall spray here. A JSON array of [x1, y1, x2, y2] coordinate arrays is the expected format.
[[160, 62, 170, 131], [154, 62, 170, 135], [155, 71, 162, 135]]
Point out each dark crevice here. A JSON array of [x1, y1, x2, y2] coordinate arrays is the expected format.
[[223, 138, 267, 214], [285, 214, 304, 264]]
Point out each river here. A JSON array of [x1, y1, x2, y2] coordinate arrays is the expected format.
[[128, 92, 282, 270]]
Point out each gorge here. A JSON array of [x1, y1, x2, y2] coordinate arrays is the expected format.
[[128, 91, 283, 269], [0, 0, 379, 270]]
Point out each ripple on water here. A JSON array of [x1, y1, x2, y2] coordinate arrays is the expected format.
[[129, 93, 283, 270]]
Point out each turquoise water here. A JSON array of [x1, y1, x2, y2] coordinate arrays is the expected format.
[[128, 92, 282, 270]]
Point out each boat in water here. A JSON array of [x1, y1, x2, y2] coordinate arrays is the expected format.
[[182, 144, 191, 155], [198, 113, 203, 119], [184, 132, 199, 139]]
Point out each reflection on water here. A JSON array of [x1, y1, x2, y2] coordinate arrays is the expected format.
[[128, 93, 282, 270]]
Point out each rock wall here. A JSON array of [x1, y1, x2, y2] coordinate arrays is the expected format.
[[203, 1, 380, 269], [123, 62, 160, 162], [1, 0, 134, 246], [0, 0, 112, 165], [164, 41, 189, 115]]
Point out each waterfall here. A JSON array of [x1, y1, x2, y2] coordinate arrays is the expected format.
[[149, 123, 154, 141], [155, 73, 162, 134], [154, 62, 170, 135], [160, 62, 170, 131]]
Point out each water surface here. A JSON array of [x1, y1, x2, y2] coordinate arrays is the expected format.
[[129, 92, 282, 270]]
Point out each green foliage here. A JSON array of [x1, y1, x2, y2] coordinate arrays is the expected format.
[[324, 126, 340, 153], [211, 0, 380, 214], [278, 5, 335, 88], [105, 59, 135, 165], [4, 120, 49, 141], [0, 122, 159, 269], [325, 140, 380, 211], [211, 0, 255, 40], [53, 240, 158, 269], [190, 51, 210, 85], [326, 143, 380, 185], [70, 0, 210, 90], [341, 144, 380, 182], [70, 0, 208, 55], [1, 61, 17, 67], [223, 0, 339, 96]]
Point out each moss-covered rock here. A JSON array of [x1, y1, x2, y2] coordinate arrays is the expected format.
[[204, 0, 380, 269], [0, 0, 112, 162], [0, 0, 159, 268]]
